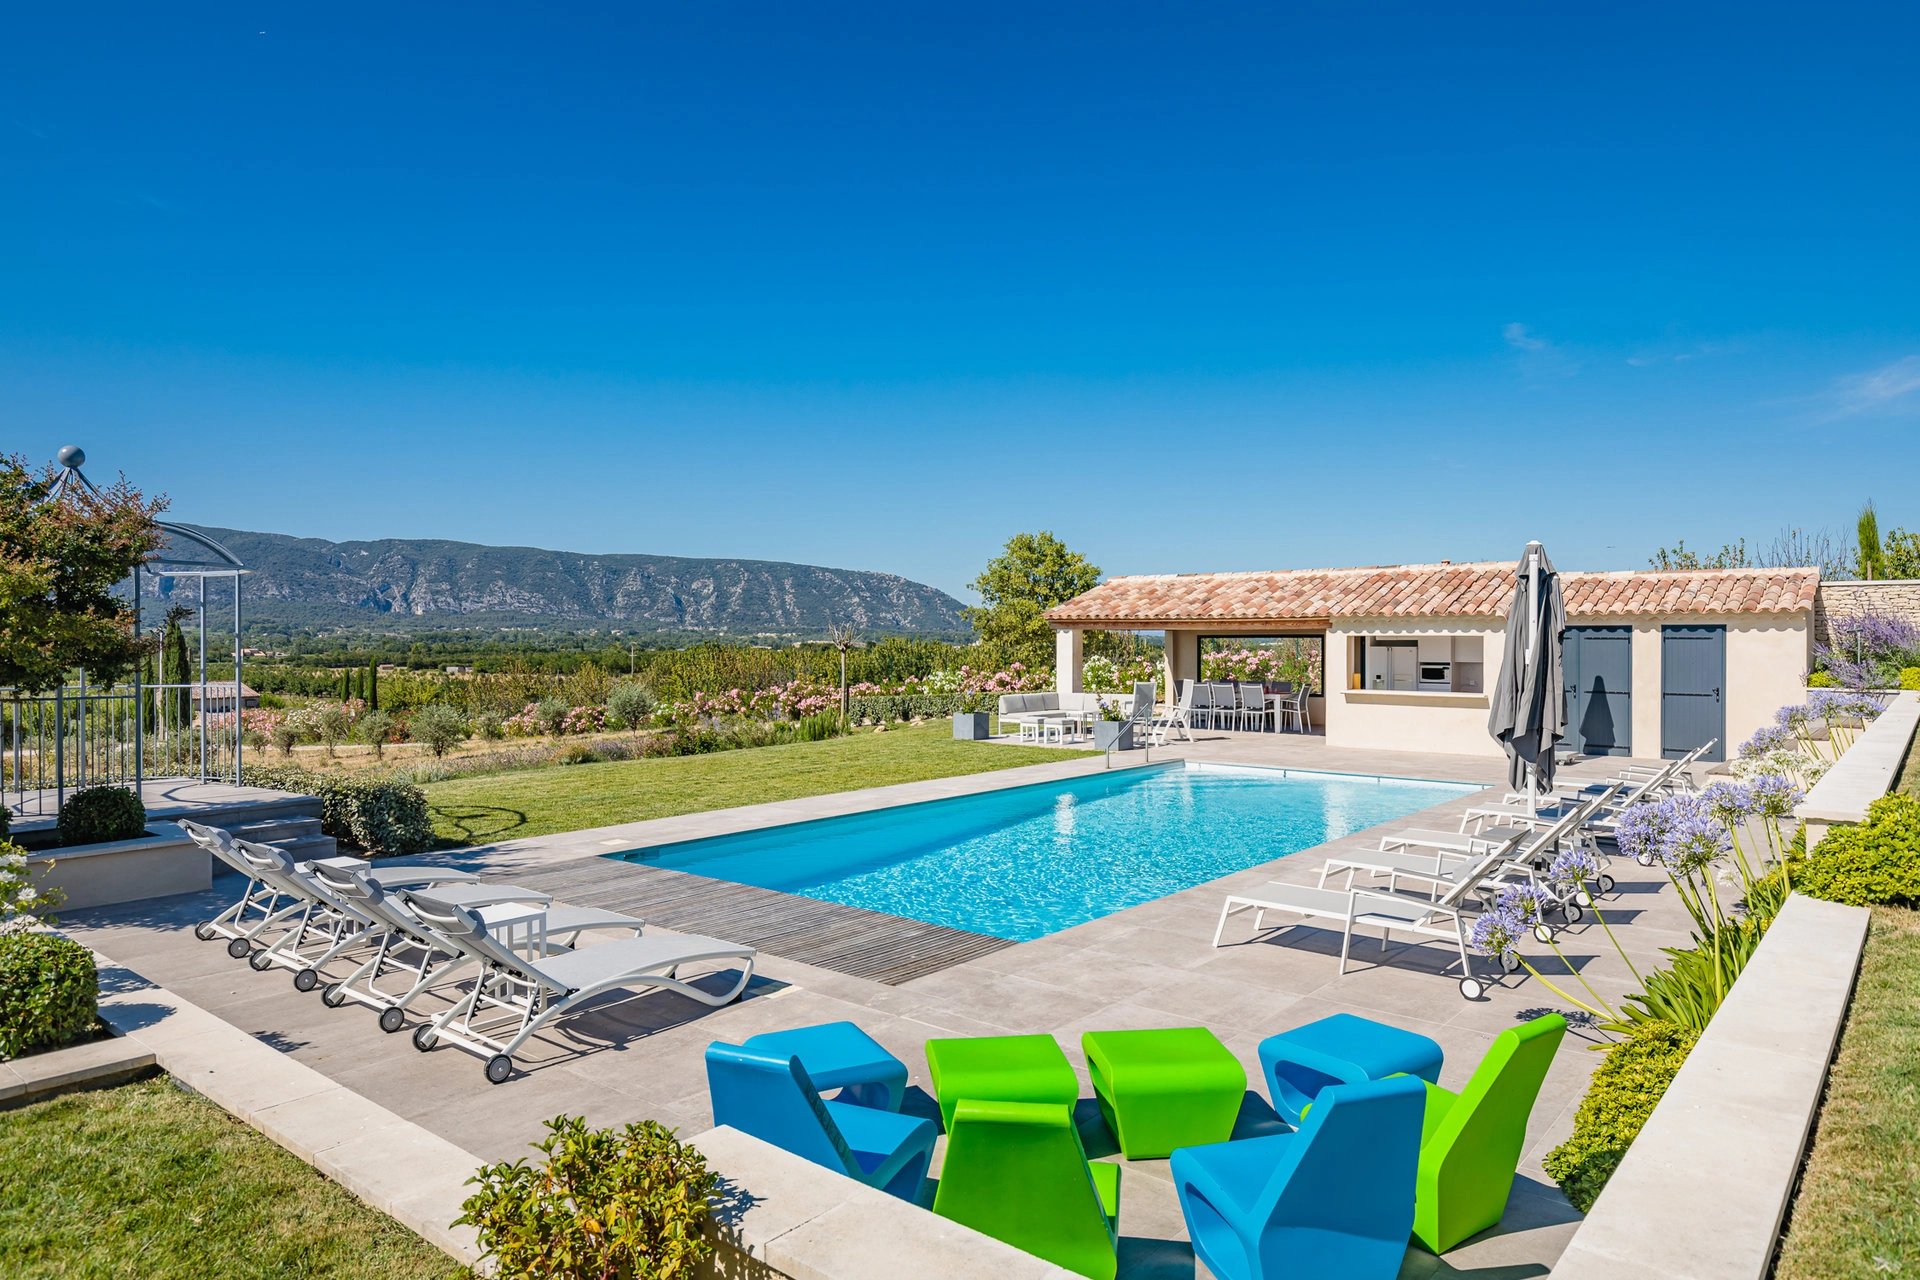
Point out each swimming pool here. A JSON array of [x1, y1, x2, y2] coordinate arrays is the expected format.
[[607, 763, 1480, 941]]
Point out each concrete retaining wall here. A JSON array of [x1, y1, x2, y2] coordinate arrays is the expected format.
[[27, 822, 210, 909], [1795, 690, 1920, 847], [1551, 893, 1871, 1280]]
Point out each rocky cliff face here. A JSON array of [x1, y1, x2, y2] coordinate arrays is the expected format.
[[151, 525, 970, 636]]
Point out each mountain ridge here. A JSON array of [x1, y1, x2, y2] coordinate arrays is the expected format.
[[153, 525, 972, 638]]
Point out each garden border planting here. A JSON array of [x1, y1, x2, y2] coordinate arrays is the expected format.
[[1795, 690, 1920, 846], [1551, 892, 1870, 1280]]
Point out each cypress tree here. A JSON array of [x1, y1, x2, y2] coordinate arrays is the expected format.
[[367, 661, 379, 711], [162, 616, 192, 729]]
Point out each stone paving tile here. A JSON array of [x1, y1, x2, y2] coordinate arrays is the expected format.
[[56, 740, 1711, 1277]]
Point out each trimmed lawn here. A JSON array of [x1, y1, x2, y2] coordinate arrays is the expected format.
[[1774, 905, 1920, 1279], [0, 1078, 460, 1279], [424, 725, 1094, 844]]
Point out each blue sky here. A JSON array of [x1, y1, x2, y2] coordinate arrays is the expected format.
[[4, 4, 1917, 599]]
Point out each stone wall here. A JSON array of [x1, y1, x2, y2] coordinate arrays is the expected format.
[[1813, 579, 1920, 646]]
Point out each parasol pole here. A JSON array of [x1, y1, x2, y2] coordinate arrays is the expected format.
[[1526, 541, 1542, 815]]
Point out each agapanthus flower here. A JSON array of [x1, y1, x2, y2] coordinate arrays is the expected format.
[[1548, 844, 1601, 887], [1495, 883, 1550, 927], [1775, 703, 1812, 731], [1747, 773, 1803, 820], [1613, 799, 1673, 864], [1700, 780, 1754, 829], [1660, 805, 1732, 876], [1740, 724, 1792, 758], [1468, 904, 1524, 961]]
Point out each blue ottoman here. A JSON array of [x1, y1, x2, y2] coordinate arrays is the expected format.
[[742, 1020, 909, 1112], [1258, 1012, 1444, 1124]]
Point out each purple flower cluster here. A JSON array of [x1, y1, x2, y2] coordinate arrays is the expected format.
[[1775, 703, 1812, 731], [1661, 803, 1733, 875], [1548, 844, 1601, 887], [1700, 780, 1754, 828], [1468, 902, 1524, 961], [1747, 772, 1803, 820], [1613, 799, 1674, 864], [1739, 724, 1792, 758], [1827, 610, 1920, 657]]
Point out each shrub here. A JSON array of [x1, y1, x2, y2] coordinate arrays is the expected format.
[[786, 711, 842, 743], [58, 785, 147, 847], [475, 711, 505, 741], [355, 710, 395, 759], [270, 721, 299, 756], [316, 704, 352, 758], [1902, 666, 1920, 691], [1, 839, 61, 933], [1806, 669, 1838, 688], [606, 681, 657, 730], [1543, 1020, 1698, 1212], [1792, 793, 1920, 906], [0, 932, 97, 1060], [458, 1114, 718, 1280], [554, 742, 600, 766], [411, 704, 468, 758], [0, 804, 8, 840], [241, 764, 434, 857], [535, 698, 570, 736]]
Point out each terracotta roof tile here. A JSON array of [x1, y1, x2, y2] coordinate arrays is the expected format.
[[1044, 562, 1820, 626]]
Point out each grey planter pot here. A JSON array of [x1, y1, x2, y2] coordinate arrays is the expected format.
[[1092, 722, 1135, 751], [952, 711, 991, 741]]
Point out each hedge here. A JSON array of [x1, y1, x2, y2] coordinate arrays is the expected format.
[[0, 932, 98, 1060], [848, 692, 986, 723], [58, 785, 147, 847], [1542, 1020, 1698, 1211], [240, 764, 435, 857], [1792, 793, 1920, 907]]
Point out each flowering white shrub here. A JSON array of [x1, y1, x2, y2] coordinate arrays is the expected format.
[[0, 842, 60, 935]]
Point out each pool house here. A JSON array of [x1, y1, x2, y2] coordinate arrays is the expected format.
[[1046, 561, 1819, 761]]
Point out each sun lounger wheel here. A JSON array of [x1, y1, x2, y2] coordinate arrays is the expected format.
[[1531, 924, 1554, 945], [1597, 873, 1616, 893], [1634, 851, 1655, 867], [378, 1007, 407, 1034], [411, 1024, 438, 1052], [248, 949, 275, 971], [292, 968, 320, 992], [485, 1054, 514, 1085], [194, 922, 218, 941], [1562, 903, 1584, 924], [1499, 952, 1521, 973], [320, 983, 348, 1008], [227, 938, 252, 959], [1459, 977, 1486, 999]]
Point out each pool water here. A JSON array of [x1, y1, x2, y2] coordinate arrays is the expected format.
[[608, 763, 1479, 941]]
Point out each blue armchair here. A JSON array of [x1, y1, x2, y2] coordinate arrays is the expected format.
[[705, 1042, 937, 1203], [1171, 1074, 1426, 1280]]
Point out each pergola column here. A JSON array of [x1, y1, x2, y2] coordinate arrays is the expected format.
[[1054, 626, 1085, 693]]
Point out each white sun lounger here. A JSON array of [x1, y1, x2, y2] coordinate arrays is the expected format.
[[404, 888, 758, 1083], [223, 838, 477, 977], [178, 818, 297, 948], [1212, 842, 1514, 999], [304, 860, 647, 1033], [1321, 789, 1618, 933]]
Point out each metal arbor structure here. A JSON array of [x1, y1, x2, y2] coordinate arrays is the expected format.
[[1, 446, 250, 818]]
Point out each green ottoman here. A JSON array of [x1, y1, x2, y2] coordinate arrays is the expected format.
[[925, 1034, 1079, 1131], [1082, 1027, 1247, 1159]]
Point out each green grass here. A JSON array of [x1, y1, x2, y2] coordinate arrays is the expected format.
[[423, 724, 1095, 845], [1774, 905, 1920, 1280], [0, 1078, 461, 1279]]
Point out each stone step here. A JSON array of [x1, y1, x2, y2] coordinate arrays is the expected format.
[[277, 833, 340, 861], [222, 816, 325, 845]]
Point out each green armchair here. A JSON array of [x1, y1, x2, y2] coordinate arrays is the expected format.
[[932, 1098, 1120, 1279], [1412, 1013, 1567, 1253]]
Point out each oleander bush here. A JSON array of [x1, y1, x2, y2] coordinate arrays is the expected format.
[[458, 1114, 718, 1280], [57, 785, 147, 847], [242, 764, 435, 857], [1543, 1020, 1699, 1212], [0, 932, 97, 1060], [1791, 794, 1920, 906]]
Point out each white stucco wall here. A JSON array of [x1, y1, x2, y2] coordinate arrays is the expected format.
[[1322, 616, 1507, 756]]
